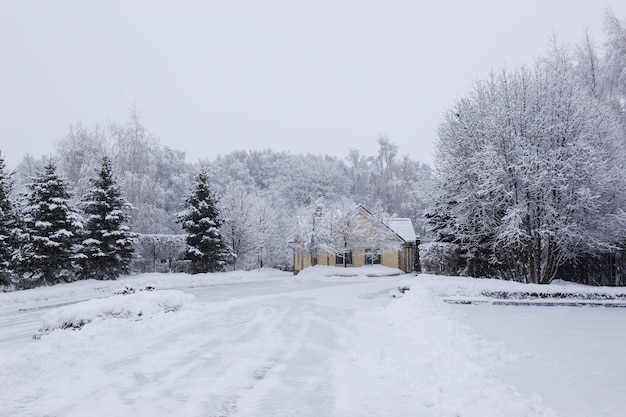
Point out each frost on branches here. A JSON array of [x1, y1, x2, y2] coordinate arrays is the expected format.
[[16, 160, 84, 286], [178, 169, 232, 274], [294, 197, 398, 267], [79, 156, 136, 280], [429, 48, 626, 284]]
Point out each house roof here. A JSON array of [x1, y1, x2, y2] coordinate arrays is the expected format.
[[385, 218, 418, 242]]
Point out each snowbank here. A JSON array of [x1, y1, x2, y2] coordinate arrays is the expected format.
[[398, 274, 626, 305], [40, 290, 195, 331], [0, 268, 294, 312], [351, 285, 558, 417], [296, 264, 405, 279]]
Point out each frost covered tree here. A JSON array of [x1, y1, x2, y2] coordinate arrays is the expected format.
[[218, 182, 265, 270], [603, 9, 626, 131], [79, 156, 136, 280], [178, 169, 232, 273], [56, 123, 108, 200], [294, 198, 334, 266], [108, 108, 192, 234], [429, 50, 626, 284], [0, 152, 20, 282], [16, 160, 83, 286], [324, 198, 377, 266], [294, 197, 397, 267], [346, 139, 434, 235]]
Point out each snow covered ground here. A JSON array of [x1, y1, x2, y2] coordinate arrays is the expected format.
[[0, 268, 624, 417]]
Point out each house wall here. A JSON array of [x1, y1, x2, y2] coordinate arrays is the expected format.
[[397, 244, 414, 273], [293, 245, 415, 273]]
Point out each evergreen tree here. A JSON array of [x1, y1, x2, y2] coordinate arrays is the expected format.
[[79, 156, 136, 280], [178, 169, 232, 273], [17, 160, 83, 286], [0, 152, 20, 285]]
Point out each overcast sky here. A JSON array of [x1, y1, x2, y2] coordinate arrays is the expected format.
[[1, 1, 625, 169]]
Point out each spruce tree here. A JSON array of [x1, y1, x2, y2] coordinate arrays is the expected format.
[[79, 156, 136, 280], [18, 159, 83, 286], [0, 152, 19, 284], [178, 169, 232, 273]]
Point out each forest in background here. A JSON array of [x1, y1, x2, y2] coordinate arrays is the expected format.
[[8, 111, 434, 273]]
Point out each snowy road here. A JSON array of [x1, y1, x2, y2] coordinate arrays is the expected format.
[[1, 269, 617, 417]]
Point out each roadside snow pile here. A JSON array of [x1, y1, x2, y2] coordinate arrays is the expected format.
[[347, 286, 558, 417], [296, 264, 405, 279], [398, 274, 626, 305], [112, 284, 155, 295], [40, 290, 195, 331]]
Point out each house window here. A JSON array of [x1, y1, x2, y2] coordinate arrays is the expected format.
[[335, 251, 353, 266], [364, 249, 381, 265]]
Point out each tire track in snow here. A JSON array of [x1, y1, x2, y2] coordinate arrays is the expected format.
[[0, 278, 404, 417], [230, 304, 349, 417]]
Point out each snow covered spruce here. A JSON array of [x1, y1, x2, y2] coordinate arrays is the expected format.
[[177, 169, 233, 273], [1, 155, 137, 288], [78, 156, 136, 280]]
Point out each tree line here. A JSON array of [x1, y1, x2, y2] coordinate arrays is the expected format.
[[1, 108, 433, 287]]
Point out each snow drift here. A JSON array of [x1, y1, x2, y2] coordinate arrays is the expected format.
[[40, 289, 195, 331]]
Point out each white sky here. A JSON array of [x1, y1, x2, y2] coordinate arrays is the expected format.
[[1, 0, 625, 169]]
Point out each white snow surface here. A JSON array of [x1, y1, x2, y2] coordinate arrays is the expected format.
[[0, 269, 624, 416], [40, 290, 195, 331]]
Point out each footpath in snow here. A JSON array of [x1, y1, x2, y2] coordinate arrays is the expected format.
[[2, 267, 623, 416]]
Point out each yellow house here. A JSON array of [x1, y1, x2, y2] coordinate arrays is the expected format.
[[291, 205, 418, 273]]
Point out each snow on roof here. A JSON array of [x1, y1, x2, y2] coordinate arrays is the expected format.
[[385, 218, 418, 242]]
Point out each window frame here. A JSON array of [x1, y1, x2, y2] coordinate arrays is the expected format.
[[335, 250, 353, 266]]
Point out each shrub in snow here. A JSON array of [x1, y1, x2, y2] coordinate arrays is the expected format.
[[78, 156, 136, 280], [419, 241, 460, 275], [112, 284, 155, 295], [40, 290, 195, 331], [177, 169, 233, 273], [112, 285, 136, 295], [132, 234, 187, 273]]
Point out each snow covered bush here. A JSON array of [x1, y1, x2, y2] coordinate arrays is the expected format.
[[40, 290, 195, 331], [419, 241, 460, 275], [132, 234, 187, 273]]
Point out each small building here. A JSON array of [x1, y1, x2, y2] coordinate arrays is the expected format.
[[291, 205, 419, 273]]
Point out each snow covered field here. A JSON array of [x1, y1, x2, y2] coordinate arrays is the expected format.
[[1, 267, 624, 417]]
